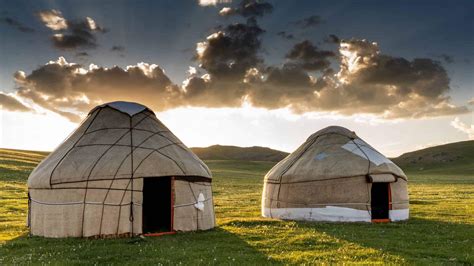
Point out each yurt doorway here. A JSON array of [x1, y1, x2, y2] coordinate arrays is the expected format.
[[142, 177, 173, 233], [371, 183, 390, 221]]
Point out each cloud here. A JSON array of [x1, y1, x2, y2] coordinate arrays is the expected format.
[[294, 15, 323, 28], [219, 0, 273, 17], [187, 33, 466, 119], [246, 65, 317, 110], [111, 45, 125, 52], [12, 57, 182, 122], [313, 38, 467, 118], [195, 18, 265, 80], [469, 97, 474, 105], [37, 9, 106, 49], [37, 9, 68, 30], [76, 52, 89, 57], [451, 117, 474, 139], [325, 34, 340, 44], [0, 17, 35, 33], [285, 40, 335, 71], [0, 93, 32, 112], [198, 0, 231, 6], [244, 38, 468, 118], [276, 31, 294, 40], [436, 54, 454, 64], [8, 35, 468, 122]]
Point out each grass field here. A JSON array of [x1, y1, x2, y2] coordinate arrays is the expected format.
[[0, 148, 473, 264]]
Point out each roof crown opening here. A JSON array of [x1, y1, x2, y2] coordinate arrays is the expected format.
[[91, 101, 152, 116]]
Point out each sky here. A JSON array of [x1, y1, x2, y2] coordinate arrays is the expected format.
[[0, 0, 473, 157]]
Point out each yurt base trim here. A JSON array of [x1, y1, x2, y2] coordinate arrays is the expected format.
[[389, 209, 409, 221], [262, 207, 409, 222], [143, 231, 176, 237]]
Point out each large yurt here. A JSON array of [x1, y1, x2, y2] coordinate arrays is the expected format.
[[262, 126, 409, 222], [27, 101, 215, 237]]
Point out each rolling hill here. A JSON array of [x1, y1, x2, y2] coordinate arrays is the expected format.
[[391, 140, 474, 175], [191, 145, 289, 162], [2, 140, 472, 173]]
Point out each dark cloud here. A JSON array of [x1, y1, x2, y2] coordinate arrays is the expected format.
[[8, 36, 468, 121], [111, 45, 125, 52], [219, 0, 273, 17], [182, 77, 247, 108], [244, 38, 468, 118], [0, 93, 32, 112], [37, 9, 106, 50], [51, 31, 96, 49], [246, 64, 316, 110], [294, 15, 323, 28], [187, 36, 466, 118], [76, 52, 89, 57], [0, 17, 35, 33], [308, 39, 467, 117], [436, 54, 454, 64], [285, 40, 335, 71], [276, 31, 294, 40], [325, 34, 340, 44], [195, 18, 265, 80]]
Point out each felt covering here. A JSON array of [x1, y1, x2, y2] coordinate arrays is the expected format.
[[27, 102, 215, 237], [262, 126, 409, 222]]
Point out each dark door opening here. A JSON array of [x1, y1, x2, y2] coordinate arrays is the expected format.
[[371, 183, 390, 221], [142, 177, 172, 233]]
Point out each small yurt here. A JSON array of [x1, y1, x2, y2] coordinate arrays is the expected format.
[[27, 101, 215, 237], [262, 126, 409, 222]]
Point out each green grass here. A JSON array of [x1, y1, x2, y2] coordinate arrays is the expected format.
[[0, 148, 473, 264]]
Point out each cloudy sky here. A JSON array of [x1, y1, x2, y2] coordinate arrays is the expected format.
[[0, 0, 473, 156]]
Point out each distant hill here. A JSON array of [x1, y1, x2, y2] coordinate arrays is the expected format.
[[191, 145, 289, 162], [2, 140, 473, 174], [191, 141, 474, 175], [392, 140, 474, 175]]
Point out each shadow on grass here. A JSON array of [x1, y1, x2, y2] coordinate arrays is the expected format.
[[0, 228, 280, 265], [223, 218, 473, 264]]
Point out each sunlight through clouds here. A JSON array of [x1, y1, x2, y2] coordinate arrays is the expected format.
[[451, 117, 474, 139], [198, 0, 232, 7]]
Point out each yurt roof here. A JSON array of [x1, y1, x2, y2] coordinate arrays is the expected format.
[[265, 126, 407, 183], [28, 101, 211, 189], [89, 101, 152, 116]]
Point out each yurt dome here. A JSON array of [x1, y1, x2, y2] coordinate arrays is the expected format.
[[27, 101, 215, 237], [262, 126, 409, 222]]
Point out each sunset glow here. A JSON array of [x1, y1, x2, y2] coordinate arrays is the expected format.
[[0, 0, 472, 156]]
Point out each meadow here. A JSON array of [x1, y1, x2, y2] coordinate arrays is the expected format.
[[0, 148, 473, 264]]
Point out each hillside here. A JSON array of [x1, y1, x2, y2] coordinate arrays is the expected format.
[[191, 145, 289, 162], [392, 140, 474, 175]]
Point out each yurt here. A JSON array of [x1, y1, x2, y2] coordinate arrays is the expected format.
[[27, 101, 215, 237], [262, 126, 409, 223]]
